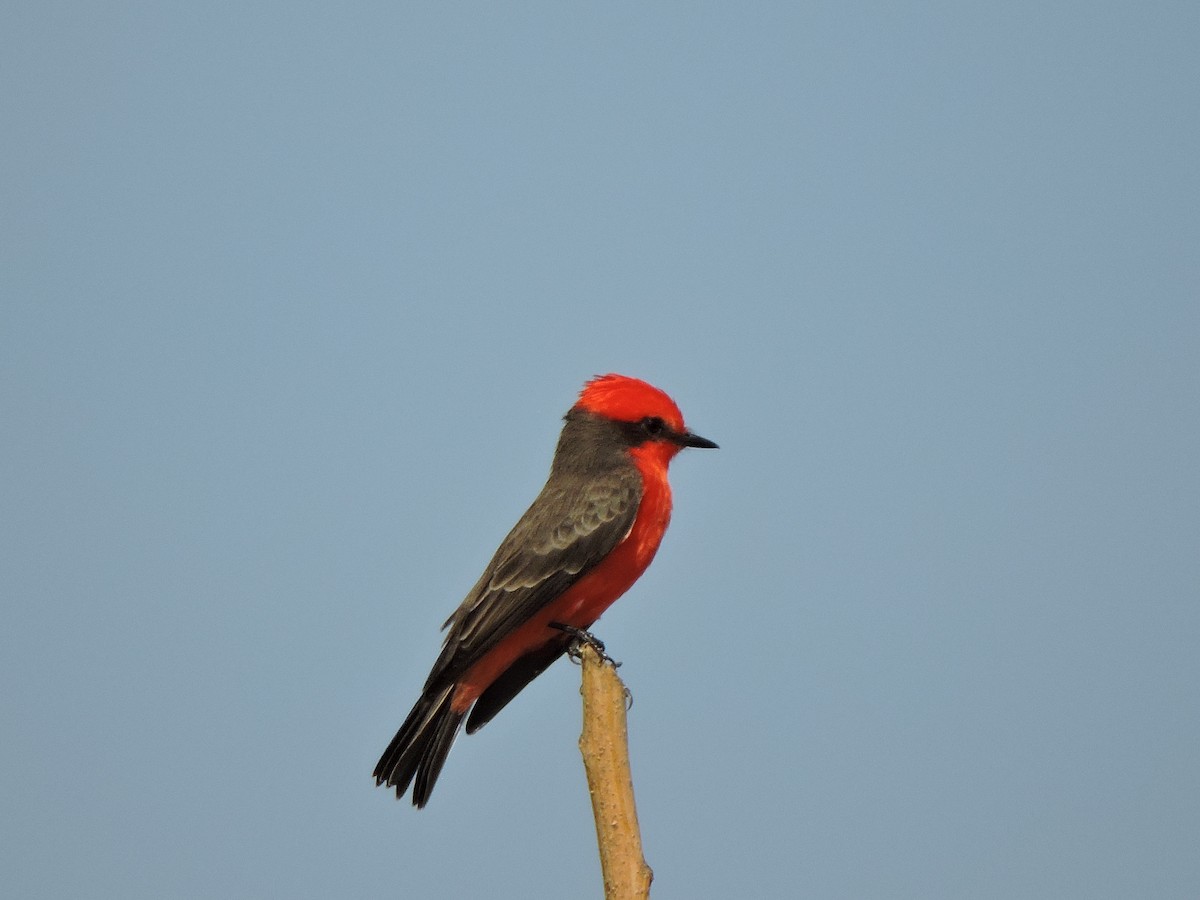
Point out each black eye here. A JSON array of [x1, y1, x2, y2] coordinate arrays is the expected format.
[[640, 416, 666, 436]]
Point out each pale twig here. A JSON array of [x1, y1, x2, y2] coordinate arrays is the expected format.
[[577, 642, 653, 899]]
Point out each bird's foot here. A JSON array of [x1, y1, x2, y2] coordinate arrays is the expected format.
[[549, 622, 621, 668]]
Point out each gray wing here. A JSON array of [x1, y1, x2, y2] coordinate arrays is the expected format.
[[425, 467, 642, 689]]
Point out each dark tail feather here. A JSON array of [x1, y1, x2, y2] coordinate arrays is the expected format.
[[373, 684, 464, 808], [466, 639, 569, 734]]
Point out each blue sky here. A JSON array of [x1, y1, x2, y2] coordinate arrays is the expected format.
[[2, 3, 1198, 898]]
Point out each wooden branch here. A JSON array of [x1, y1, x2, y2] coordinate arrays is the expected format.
[[578, 643, 653, 899]]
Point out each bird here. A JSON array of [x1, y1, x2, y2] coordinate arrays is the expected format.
[[374, 373, 716, 807]]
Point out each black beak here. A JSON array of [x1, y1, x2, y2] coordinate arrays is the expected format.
[[676, 430, 718, 450]]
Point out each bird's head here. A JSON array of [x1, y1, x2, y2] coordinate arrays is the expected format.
[[573, 374, 717, 467]]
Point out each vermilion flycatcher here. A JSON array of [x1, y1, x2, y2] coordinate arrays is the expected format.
[[374, 374, 716, 807]]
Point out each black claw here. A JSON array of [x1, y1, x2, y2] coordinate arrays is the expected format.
[[549, 622, 621, 667], [548, 621, 605, 653]]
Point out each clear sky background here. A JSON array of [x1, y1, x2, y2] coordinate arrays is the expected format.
[[3, 4, 1198, 898]]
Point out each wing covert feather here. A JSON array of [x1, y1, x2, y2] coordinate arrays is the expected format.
[[426, 468, 641, 688]]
